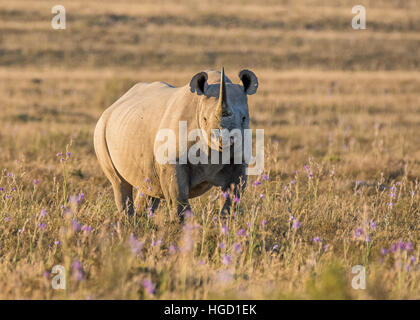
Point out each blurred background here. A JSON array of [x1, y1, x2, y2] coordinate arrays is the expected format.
[[1, 0, 419, 179]]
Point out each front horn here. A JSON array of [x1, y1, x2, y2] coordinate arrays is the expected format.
[[217, 67, 231, 117]]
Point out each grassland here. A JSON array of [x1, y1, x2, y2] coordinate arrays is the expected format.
[[0, 0, 420, 299]]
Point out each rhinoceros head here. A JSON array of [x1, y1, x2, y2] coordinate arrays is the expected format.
[[189, 67, 258, 151]]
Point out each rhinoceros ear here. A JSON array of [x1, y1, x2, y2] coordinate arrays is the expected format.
[[190, 72, 208, 95], [239, 69, 258, 95]]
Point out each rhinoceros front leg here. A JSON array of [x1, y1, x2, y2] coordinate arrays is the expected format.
[[220, 165, 247, 215], [221, 183, 240, 215], [135, 191, 160, 215], [159, 165, 191, 223]]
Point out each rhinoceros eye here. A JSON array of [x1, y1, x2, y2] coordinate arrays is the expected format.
[[242, 116, 247, 122]]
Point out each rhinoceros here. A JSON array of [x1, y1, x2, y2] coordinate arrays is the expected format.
[[94, 68, 258, 220]]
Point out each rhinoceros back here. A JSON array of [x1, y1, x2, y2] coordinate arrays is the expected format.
[[99, 81, 188, 197]]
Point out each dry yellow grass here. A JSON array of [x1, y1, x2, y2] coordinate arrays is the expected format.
[[0, 0, 420, 299]]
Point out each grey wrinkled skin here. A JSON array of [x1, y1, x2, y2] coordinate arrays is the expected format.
[[94, 68, 258, 221]]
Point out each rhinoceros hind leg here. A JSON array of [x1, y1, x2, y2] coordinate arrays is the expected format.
[[94, 117, 134, 215], [111, 180, 134, 215]]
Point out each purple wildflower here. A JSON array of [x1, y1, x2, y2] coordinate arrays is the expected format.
[[129, 234, 144, 255], [370, 221, 377, 230], [253, 180, 262, 187], [406, 242, 414, 251], [398, 241, 406, 250], [33, 179, 39, 185], [184, 210, 193, 219], [71, 220, 82, 231], [354, 227, 363, 238], [169, 244, 177, 255], [381, 248, 390, 255], [222, 192, 229, 199], [292, 220, 301, 229], [234, 196, 240, 204], [40, 209, 47, 217], [233, 243, 241, 254], [37, 223, 46, 230], [236, 229, 246, 237], [261, 174, 269, 181], [72, 260, 83, 281], [304, 165, 313, 179], [261, 219, 267, 226], [54, 240, 61, 246], [69, 195, 79, 204], [221, 225, 228, 235], [313, 236, 320, 243], [222, 254, 232, 265], [81, 225, 92, 234], [259, 193, 265, 199], [390, 186, 396, 199], [142, 279, 155, 295], [152, 239, 162, 247]]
